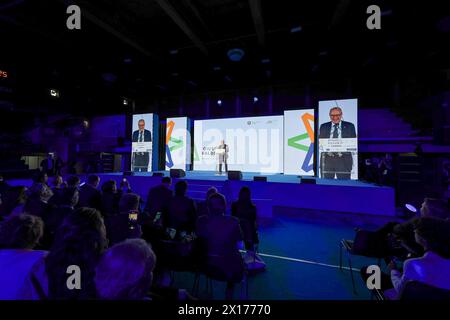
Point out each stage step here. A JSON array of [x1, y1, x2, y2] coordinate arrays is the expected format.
[[184, 181, 226, 201]]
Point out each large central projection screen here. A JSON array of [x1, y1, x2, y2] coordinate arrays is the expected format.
[[194, 115, 284, 173]]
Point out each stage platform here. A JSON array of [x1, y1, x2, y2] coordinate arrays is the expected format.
[[82, 171, 396, 218]]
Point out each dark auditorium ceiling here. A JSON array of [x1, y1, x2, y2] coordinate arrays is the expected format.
[[0, 0, 449, 132]]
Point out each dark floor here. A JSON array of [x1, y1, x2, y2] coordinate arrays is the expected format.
[[169, 208, 401, 300]]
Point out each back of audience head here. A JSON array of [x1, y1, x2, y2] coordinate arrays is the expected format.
[[162, 177, 172, 187], [67, 176, 81, 189], [101, 180, 117, 194], [413, 217, 450, 259], [420, 198, 449, 219], [174, 180, 188, 196], [238, 186, 252, 204], [52, 175, 63, 188], [95, 239, 156, 300], [59, 188, 79, 208], [88, 175, 101, 188], [28, 183, 53, 203], [0, 186, 27, 214], [206, 186, 218, 201], [0, 214, 44, 249], [207, 193, 227, 216], [119, 193, 140, 213], [34, 172, 48, 185], [46, 207, 107, 299]]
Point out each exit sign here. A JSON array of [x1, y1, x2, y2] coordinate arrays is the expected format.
[[0, 70, 8, 78]]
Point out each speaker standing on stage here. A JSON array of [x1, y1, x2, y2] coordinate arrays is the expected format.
[[319, 107, 357, 180], [217, 140, 229, 175], [132, 119, 152, 172]]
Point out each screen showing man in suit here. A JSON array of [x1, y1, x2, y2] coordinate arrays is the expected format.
[[318, 99, 358, 180], [131, 114, 153, 172]]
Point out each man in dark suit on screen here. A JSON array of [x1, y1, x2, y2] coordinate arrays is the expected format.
[[319, 107, 357, 180], [132, 119, 152, 172]]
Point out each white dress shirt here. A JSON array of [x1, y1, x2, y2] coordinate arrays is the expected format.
[[386, 251, 450, 299], [330, 121, 342, 139]]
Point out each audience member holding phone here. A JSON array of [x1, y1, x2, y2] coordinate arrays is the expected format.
[[361, 217, 450, 299]]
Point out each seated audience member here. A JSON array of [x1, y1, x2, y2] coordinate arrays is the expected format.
[[144, 177, 172, 220], [353, 198, 449, 258], [196, 193, 245, 299], [51, 175, 65, 191], [78, 175, 101, 210], [196, 187, 218, 218], [41, 188, 79, 249], [232, 186, 259, 251], [362, 217, 450, 299], [32, 172, 49, 187], [0, 175, 11, 198], [49, 175, 67, 206], [0, 214, 46, 299], [23, 183, 54, 218], [24, 207, 109, 299], [95, 239, 156, 300], [142, 177, 172, 247], [66, 175, 81, 189], [101, 179, 131, 216], [166, 181, 197, 235], [0, 186, 28, 217], [104, 193, 142, 246], [389, 198, 449, 256]]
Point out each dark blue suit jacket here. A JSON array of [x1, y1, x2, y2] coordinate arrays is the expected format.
[[319, 121, 356, 139], [132, 129, 152, 142]]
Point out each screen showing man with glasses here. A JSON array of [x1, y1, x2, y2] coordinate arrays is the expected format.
[[319, 106, 357, 179], [132, 117, 152, 172]]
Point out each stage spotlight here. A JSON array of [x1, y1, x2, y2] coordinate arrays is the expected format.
[[50, 89, 60, 98], [122, 98, 129, 106], [403, 203, 418, 218], [227, 48, 245, 62], [253, 96, 259, 103], [217, 99, 222, 106]]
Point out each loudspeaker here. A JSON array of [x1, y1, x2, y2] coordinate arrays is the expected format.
[[152, 172, 164, 177], [123, 171, 134, 176], [254, 176, 267, 182], [301, 177, 316, 184], [228, 171, 243, 180], [170, 169, 186, 178]]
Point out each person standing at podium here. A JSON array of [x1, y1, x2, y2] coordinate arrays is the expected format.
[[132, 119, 152, 172], [216, 140, 229, 175], [319, 107, 356, 180]]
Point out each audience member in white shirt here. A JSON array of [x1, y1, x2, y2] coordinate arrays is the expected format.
[[385, 217, 450, 299]]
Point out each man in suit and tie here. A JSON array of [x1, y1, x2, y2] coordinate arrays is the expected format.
[[319, 107, 357, 180], [132, 119, 152, 172]]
